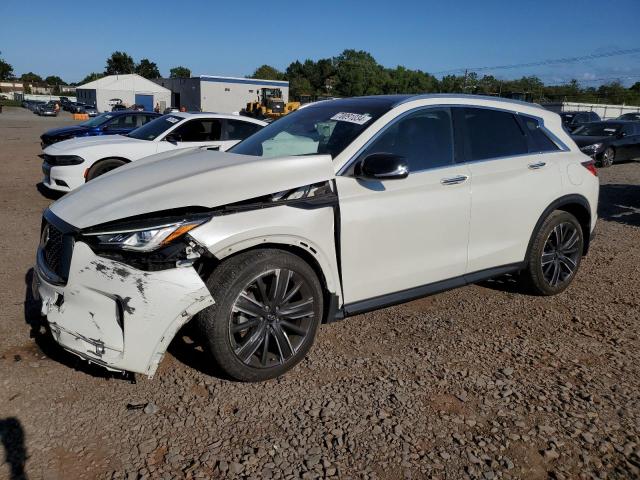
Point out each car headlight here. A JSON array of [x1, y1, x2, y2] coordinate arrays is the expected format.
[[580, 143, 603, 153], [87, 219, 206, 252]]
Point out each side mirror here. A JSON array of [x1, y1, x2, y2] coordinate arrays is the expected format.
[[354, 153, 409, 180], [165, 133, 180, 144], [617, 131, 626, 139]]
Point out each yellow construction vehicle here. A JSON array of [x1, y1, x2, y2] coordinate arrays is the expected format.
[[241, 88, 300, 120]]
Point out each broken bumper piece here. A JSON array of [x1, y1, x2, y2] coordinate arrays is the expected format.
[[33, 241, 214, 377]]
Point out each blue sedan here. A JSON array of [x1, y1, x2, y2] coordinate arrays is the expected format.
[[40, 111, 161, 148]]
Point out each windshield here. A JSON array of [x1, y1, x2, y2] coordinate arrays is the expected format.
[[229, 100, 393, 158], [618, 113, 640, 120], [79, 113, 114, 128], [127, 115, 182, 141], [573, 123, 621, 136]]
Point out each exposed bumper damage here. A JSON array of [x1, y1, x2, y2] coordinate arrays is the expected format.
[[33, 241, 214, 377]]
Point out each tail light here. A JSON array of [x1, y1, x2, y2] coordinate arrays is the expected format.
[[581, 160, 598, 177]]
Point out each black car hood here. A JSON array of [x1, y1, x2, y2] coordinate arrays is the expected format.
[[571, 135, 611, 148], [42, 125, 90, 138]]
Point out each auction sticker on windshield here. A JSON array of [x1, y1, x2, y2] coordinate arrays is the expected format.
[[331, 112, 372, 125], [166, 117, 180, 124]]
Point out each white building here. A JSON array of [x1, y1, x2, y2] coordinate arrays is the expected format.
[[76, 74, 171, 113], [153, 75, 290, 114]]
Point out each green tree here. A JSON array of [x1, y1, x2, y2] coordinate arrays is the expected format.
[[0, 53, 13, 80], [78, 72, 104, 85], [20, 72, 43, 83], [169, 66, 191, 78], [44, 75, 64, 86], [333, 49, 387, 97], [105, 51, 135, 75], [249, 64, 285, 80], [135, 59, 160, 79]]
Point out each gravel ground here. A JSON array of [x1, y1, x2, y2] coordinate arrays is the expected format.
[[0, 106, 639, 480]]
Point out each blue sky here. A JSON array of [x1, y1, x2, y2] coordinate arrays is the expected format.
[[1, 0, 639, 85]]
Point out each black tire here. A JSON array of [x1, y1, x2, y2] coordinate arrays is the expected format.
[[197, 249, 324, 382], [599, 147, 615, 168], [521, 211, 584, 296], [86, 158, 126, 181]]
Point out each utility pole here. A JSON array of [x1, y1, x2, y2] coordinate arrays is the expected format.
[[463, 69, 468, 93]]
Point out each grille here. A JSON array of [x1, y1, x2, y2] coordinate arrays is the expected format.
[[44, 223, 64, 276], [41, 221, 73, 281]]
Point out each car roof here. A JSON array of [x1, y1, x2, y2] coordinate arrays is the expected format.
[[106, 110, 160, 116], [303, 93, 549, 113], [169, 112, 268, 125]]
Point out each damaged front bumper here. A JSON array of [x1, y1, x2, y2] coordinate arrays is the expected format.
[[33, 241, 214, 377]]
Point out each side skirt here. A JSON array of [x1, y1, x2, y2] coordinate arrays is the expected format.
[[340, 262, 524, 318]]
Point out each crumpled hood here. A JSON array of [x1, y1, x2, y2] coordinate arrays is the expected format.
[[44, 134, 145, 154], [49, 149, 336, 229]]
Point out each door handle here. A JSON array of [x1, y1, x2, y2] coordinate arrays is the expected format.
[[440, 175, 468, 185], [528, 161, 546, 170]]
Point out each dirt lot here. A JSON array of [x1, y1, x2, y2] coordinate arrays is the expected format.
[[0, 106, 639, 480]]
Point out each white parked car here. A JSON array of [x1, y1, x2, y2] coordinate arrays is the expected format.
[[40, 113, 267, 192], [33, 94, 599, 382]]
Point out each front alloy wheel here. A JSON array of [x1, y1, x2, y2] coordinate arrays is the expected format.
[[198, 249, 323, 381], [230, 268, 315, 368]]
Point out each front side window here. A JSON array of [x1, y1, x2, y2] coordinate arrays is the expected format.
[[172, 119, 222, 142], [521, 116, 560, 153], [358, 108, 454, 172], [127, 115, 182, 141], [229, 100, 393, 159], [226, 119, 262, 141], [106, 114, 137, 130], [459, 107, 528, 161]]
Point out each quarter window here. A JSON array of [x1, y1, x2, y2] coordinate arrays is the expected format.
[[359, 108, 454, 172], [521, 116, 560, 152], [458, 108, 528, 161]]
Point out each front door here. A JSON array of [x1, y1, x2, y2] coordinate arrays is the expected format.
[[157, 118, 226, 153], [337, 107, 471, 305]]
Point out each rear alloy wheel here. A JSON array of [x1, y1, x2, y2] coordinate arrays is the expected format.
[[198, 249, 323, 381], [599, 147, 615, 168], [86, 158, 126, 181], [522, 211, 584, 295]]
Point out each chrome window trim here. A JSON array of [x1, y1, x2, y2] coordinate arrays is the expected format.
[[338, 104, 570, 177]]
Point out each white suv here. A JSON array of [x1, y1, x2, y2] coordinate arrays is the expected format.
[[33, 95, 599, 381], [40, 113, 267, 192]]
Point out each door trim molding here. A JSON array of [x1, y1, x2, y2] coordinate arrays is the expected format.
[[340, 262, 524, 317]]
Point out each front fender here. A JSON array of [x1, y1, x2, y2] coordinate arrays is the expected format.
[[189, 204, 342, 301]]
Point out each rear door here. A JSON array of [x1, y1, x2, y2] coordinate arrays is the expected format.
[[454, 107, 564, 273]]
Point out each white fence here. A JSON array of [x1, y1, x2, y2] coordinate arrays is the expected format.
[[12, 93, 77, 103], [543, 102, 640, 120]]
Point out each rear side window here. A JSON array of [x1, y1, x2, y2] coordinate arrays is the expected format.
[[521, 116, 560, 152], [226, 120, 262, 140], [458, 108, 528, 161], [360, 107, 454, 172]]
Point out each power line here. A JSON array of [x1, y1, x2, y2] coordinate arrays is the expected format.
[[433, 48, 640, 75]]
